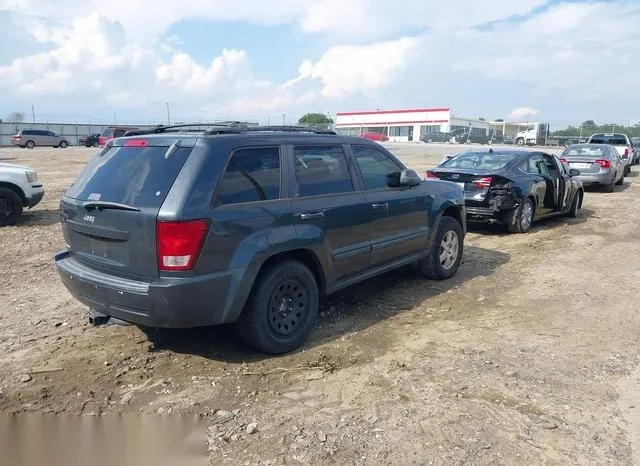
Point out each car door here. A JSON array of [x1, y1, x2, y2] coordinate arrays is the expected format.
[[43, 130, 56, 146], [551, 154, 574, 211], [349, 144, 430, 268], [520, 154, 551, 217], [289, 144, 371, 283]]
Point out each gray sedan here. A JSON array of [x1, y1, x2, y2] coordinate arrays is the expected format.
[[560, 144, 624, 193]]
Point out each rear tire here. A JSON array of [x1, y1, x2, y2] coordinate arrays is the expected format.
[[568, 190, 582, 218], [603, 178, 615, 193], [418, 216, 463, 280], [25, 140, 35, 149], [508, 198, 535, 233], [615, 172, 624, 185], [236, 261, 319, 354], [0, 187, 23, 226], [59, 141, 68, 148]]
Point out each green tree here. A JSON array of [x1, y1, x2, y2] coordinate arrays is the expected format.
[[298, 113, 334, 125]]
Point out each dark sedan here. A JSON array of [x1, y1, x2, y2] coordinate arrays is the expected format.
[[79, 133, 100, 147], [426, 149, 584, 233]]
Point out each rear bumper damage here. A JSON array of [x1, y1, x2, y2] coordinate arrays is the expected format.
[[55, 249, 239, 328], [465, 194, 517, 224]]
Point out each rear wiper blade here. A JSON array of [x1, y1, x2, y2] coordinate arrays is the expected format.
[[82, 201, 140, 212]]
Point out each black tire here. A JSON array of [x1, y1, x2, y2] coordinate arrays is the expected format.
[[568, 190, 582, 218], [508, 197, 535, 233], [603, 178, 615, 193], [25, 140, 35, 149], [418, 216, 464, 280], [236, 260, 319, 354], [615, 172, 624, 185], [516, 138, 525, 146], [59, 141, 68, 148], [0, 187, 23, 226]]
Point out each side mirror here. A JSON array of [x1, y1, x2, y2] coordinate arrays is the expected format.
[[569, 168, 580, 177], [395, 169, 421, 187]]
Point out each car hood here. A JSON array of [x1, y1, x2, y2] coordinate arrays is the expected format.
[[0, 162, 35, 173]]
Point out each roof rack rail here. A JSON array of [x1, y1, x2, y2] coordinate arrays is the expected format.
[[244, 125, 337, 135]]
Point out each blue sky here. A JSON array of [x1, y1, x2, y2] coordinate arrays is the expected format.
[[0, 0, 639, 129]]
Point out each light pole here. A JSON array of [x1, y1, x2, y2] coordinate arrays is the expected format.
[[166, 102, 171, 125]]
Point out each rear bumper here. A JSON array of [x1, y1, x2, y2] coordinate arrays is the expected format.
[[465, 197, 516, 223], [577, 173, 614, 186], [55, 250, 240, 328]]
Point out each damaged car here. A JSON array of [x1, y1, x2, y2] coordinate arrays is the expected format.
[[426, 149, 584, 233]]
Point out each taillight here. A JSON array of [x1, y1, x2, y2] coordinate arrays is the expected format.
[[624, 148, 629, 157], [426, 171, 439, 179], [157, 220, 210, 271], [125, 139, 149, 147], [595, 159, 611, 169], [560, 157, 567, 163], [473, 177, 493, 189]]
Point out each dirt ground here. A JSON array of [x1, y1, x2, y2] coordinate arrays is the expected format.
[[1, 143, 640, 465]]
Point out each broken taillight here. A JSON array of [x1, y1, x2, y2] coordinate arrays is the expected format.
[[473, 177, 493, 189], [157, 220, 210, 271]]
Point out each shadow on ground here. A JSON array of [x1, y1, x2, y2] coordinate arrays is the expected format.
[[141, 245, 510, 362]]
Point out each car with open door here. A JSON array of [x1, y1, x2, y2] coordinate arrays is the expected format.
[[426, 149, 584, 233]]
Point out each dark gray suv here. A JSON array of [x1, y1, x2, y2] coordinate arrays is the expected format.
[[55, 124, 466, 354]]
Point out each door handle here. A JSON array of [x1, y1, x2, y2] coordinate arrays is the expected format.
[[299, 212, 324, 221], [371, 203, 388, 210]]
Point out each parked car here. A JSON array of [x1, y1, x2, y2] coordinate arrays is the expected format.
[[98, 126, 140, 146], [426, 149, 584, 233], [0, 162, 44, 226], [587, 133, 633, 174], [360, 132, 389, 142], [455, 130, 493, 145], [54, 124, 466, 354], [631, 137, 640, 165], [79, 133, 100, 147], [420, 131, 452, 143], [11, 129, 70, 149], [560, 144, 624, 192]]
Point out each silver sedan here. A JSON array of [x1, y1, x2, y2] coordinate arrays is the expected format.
[[560, 144, 625, 193]]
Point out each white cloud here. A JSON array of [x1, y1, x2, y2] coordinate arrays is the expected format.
[[1, 1, 640, 122], [295, 37, 421, 99], [508, 107, 540, 121]]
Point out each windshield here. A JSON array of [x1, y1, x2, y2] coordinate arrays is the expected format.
[[65, 145, 192, 208], [441, 152, 516, 170], [100, 128, 114, 138], [590, 134, 627, 145], [562, 146, 609, 158]]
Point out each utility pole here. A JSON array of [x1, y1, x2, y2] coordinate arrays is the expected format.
[[31, 105, 35, 123], [282, 114, 285, 125], [166, 102, 171, 125], [114, 113, 117, 125]]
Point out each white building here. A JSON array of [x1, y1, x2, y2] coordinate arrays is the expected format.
[[334, 107, 492, 142]]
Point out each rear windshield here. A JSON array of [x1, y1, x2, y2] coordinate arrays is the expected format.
[[562, 146, 608, 157], [590, 135, 627, 145], [65, 145, 192, 208], [441, 152, 516, 170]]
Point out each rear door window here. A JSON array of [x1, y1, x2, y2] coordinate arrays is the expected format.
[[293, 145, 354, 197], [214, 147, 281, 206], [65, 144, 193, 208]]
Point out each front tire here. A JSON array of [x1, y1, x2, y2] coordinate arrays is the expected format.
[[0, 187, 23, 226], [516, 138, 525, 146], [508, 198, 535, 233], [418, 216, 463, 280], [236, 261, 319, 354]]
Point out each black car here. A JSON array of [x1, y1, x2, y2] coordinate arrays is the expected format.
[[55, 124, 466, 354], [79, 133, 100, 147], [420, 131, 452, 143], [427, 149, 584, 233]]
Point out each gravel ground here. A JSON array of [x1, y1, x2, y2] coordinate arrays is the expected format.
[[1, 143, 639, 465]]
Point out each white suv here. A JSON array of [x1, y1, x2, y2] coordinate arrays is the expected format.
[[588, 133, 633, 175], [0, 163, 45, 226]]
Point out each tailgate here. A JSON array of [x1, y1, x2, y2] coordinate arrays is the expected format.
[[61, 138, 195, 279]]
